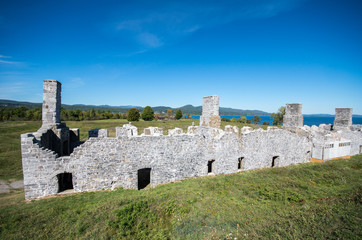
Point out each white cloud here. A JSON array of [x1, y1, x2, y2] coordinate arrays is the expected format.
[[137, 32, 163, 48]]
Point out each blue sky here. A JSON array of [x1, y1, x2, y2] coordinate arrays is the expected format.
[[0, 0, 361, 114]]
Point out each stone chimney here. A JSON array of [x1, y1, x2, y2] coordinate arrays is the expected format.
[[200, 95, 221, 128], [42, 80, 61, 126], [283, 103, 303, 127], [334, 108, 352, 127]]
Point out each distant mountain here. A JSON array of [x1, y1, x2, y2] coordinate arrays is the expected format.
[[0, 99, 42, 109], [0, 99, 271, 116]]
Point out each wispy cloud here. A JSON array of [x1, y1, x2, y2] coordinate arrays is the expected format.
[[115, 0, 306, 50], [65, 77, 86, 89], [0, 82, 26, 98], [0, 54, 21, 65]]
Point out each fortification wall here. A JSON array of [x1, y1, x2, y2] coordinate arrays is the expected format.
[[240, 127, 312, 170], [22, 127, 241, 198], [21, 133, 63, 199], [340, 130, 362, 155]]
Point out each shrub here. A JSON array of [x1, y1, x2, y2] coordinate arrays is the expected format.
[[221, 118, 231, 122], [175, 109, 183, 120], [127, 108, 140, 121], [141, 106, 154, 121]]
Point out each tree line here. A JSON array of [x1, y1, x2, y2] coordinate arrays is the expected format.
[[1, 106, 285, 124], [0, 106, 185, 122]]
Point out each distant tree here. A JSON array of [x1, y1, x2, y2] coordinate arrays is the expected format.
[[252, 116, 261, 125], [246, 119, 252, 124], [89, 108, 95, 119], [175, 109, 182, 120], [127, 108, 140, 121], [262, 121, 270, 125], [221, 117, 231, 122], [167, 109, 173, 119], [271, 106, 285, 126], [141, 106, 154, 121], [238, 116, 247, 124]]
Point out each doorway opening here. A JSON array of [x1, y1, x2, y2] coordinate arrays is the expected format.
[[57, 173, 73, 193], [306, 151, 311, 162], [208, 160, 215, 173], [138, 168, 151, 190], [272, 156, 279, 168], [238, 157, 244, 170]]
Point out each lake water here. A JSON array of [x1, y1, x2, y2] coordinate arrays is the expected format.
[[190, 115, 362, 126]]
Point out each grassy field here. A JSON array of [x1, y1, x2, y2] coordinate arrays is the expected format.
[[0, 120, 361, 239], [0, 156, 360, 239]]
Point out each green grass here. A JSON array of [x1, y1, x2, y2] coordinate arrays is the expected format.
[[1, 120, 360, 239], [0, 156, 361, 239], [0, 121, 41, 180]]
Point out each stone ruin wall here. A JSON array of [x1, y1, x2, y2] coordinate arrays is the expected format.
[[20, 80, 362, 199], [240, 127, 311, 170], [21, 122, 314, 199]]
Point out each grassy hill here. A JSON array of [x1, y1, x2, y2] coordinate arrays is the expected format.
[[0, 120, 361, 239]]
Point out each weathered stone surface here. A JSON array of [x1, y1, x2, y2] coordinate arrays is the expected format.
[[42, 80, 61, 126], [283, 103, 303, 127], [89, 129, 108, 138], [10, 180, 24, 189], [200, 96, 221, 128], [168, 128, 184, 136], [334, 108, 352, 127], [142, 127, 163, 136]]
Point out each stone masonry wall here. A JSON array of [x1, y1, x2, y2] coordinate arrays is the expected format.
[[240, 127, 312, 170], [340, 130, 362, 155], [22, 127, 241, 198]]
